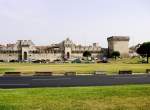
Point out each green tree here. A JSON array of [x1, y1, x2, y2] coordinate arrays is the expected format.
[[111, 51, 120, 60], [83, 51, 91, 57], [137, 42, 150, 63]]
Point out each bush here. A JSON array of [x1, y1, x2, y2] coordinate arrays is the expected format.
[[0, 60, 4, 62], [111, 51, 120, 60]]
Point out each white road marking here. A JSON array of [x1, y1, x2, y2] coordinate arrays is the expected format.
[[32, 78, 72, 81]]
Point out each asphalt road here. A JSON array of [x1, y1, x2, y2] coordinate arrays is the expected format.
[[1, 74, 150, 88]]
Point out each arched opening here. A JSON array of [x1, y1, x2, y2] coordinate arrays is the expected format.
[[67, 52, 70, 59], [24, 52, 27, 60]]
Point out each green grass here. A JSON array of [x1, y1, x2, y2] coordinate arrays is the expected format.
[[0, 58, 150, 74], [0, 68, 14, 72], [0, 58, 150, 110], [0, 85, 150, 110]]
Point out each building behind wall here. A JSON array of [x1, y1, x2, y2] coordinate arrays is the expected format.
[[107, 36, 130, 57]]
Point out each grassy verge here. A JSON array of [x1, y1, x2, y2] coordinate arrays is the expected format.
[[0, 85, 150, 110], [0, 58, 149, 74], [0, 62, 150, 74]]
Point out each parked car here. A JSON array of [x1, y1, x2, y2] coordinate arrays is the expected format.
[[101, 57, 108, 63], [97, 57, 108, 63], [9, 60, 19, 62], [32, 60, 41, 63], [71, 59, 81, 63]]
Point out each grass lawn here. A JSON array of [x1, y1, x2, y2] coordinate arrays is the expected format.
[[0, 85, 150, 110], [0, 58, 150, 74], [0, 58, 150, 110]]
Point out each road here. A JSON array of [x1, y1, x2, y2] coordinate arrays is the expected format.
[[0, 74, 150, 88]]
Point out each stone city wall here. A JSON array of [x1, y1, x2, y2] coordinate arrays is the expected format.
[[28, 53, 62, 61], [0, 53, 18, 61]]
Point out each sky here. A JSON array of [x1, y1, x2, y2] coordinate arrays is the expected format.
[[0, 0, 150, 47]]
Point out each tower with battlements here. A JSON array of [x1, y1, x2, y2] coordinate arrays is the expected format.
[[107, 36, 130, 57]]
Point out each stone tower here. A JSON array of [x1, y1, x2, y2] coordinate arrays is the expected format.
[[62, 38, 73, 60], [107, 36, 130, 57], [16, 40, 36, 61]]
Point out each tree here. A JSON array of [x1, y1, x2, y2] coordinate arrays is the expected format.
[[111, 51, 120, 60], [136, 42, 150, 63], [83, 51, 91, 57]]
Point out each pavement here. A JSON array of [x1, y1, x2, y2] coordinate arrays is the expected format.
[[0, 74, 150, 88]]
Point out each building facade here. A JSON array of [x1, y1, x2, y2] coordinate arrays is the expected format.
[[0, 38, 101, 62], [0, 36, 130, 62]]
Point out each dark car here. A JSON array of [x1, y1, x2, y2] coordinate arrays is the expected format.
[[102, 57, 108, 63], [97, 57, 108, 63], [71, 59, 81, 63]]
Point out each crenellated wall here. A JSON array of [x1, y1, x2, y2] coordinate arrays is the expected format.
[[0, 37, 130, 62], [0, 53, 18, 61], [28, 53, 62, 61]]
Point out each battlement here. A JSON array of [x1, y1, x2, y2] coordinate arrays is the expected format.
[[107, 36, 130, 41], [16, 40, 34, 47]]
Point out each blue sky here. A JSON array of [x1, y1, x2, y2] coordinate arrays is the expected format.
[[0, 0, 150, 47]]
